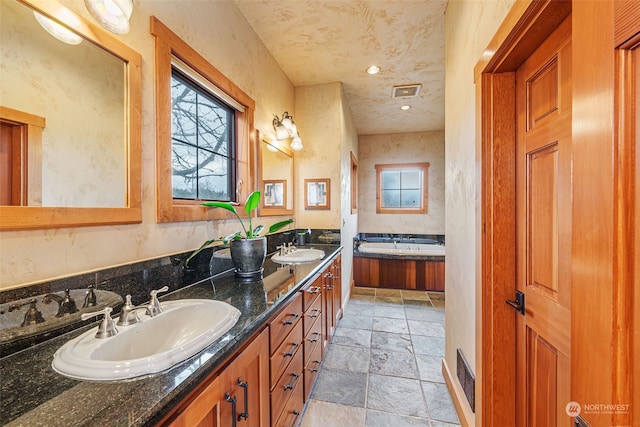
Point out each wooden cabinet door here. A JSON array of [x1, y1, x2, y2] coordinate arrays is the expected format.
[[220, 328, 270, 427], [167, 371, 224, 427]]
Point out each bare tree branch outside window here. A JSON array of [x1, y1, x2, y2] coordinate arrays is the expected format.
[[171, 70, 235, 201]]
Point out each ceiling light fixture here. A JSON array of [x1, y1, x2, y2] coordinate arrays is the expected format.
[[33, 12, 83, 45], [273, 112, 303, 151], [400, 105, 411, 110], [366, 65, 380, 75], [84, 0, 133, 34]]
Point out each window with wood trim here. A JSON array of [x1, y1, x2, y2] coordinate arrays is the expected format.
[[151, 17, 255, 223], [375, 162, 429, 214]]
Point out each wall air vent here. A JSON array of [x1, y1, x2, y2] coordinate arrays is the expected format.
[[391, 84, 422, 98]]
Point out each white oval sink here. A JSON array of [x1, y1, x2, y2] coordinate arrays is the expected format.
[[52, 299, 240, 381], [271, 248, 325, 264]]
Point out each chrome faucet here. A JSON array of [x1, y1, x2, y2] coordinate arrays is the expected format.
[[117, 295, 148, 326], [8, 298, 45, 327], [147, 286, 169, 317], [42, 289, 78, 317]]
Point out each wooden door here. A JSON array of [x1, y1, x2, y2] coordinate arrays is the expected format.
[[514, 16, 572, 427]]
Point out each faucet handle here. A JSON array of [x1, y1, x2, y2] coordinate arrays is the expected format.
[[147, 286, 168, 317], [81, 307, 118, 339]]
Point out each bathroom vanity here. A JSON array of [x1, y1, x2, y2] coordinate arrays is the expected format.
[[0, 245, 342, 427]]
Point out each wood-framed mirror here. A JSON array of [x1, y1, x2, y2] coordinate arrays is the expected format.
[[0, 0, 142, 230], [257, 131, 293, 216]]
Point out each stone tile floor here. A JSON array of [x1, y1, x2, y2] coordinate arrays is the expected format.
[[299, 288, 460, 427]]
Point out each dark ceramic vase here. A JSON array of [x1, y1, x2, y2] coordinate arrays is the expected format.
[[229, 237, 267, 278]]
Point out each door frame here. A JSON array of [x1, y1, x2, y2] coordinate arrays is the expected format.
[[474, 1, 572, 426], [475, 1, 637, 426]]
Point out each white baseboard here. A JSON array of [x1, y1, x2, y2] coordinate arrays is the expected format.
[[442, 358, 474, 427]]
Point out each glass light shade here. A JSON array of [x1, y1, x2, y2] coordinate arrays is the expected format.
[[275, 125, 289, 140], [290, 123, 297, 135], [34, 12, 83, 45], [84, 0, 133, 34], [290, 135, 303, 151], [281, 115, 292, 130]]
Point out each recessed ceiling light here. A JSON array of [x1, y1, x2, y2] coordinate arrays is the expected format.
[[366, 65, 380, 75], [400, 105, 411, 110]]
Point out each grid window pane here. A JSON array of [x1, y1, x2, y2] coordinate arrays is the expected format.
[[381, 171, 401, 189], [381, 189, 401, 207], [172, 142, 197, 199], [401, 170, 421, 189], [401, 189, 421, 207], [171, 69, 235, 201]]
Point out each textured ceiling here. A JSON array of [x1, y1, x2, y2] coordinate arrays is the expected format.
[[234, 0, 447, 136]]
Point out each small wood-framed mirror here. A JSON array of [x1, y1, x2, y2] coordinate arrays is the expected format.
[[258, 132, 293, 216]]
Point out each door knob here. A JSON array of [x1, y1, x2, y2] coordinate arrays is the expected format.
[[506, 290, 525, 315]]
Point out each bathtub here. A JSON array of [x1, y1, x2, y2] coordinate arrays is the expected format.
[[357, 242, 445, 257]]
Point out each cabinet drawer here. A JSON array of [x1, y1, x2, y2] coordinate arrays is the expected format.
[[302, 294, 322, 337], [303, 339, 322, 402], [303, 315, 322, 366], [273, 378, 304, 427], [301, 280, 321, 312], [270, 293, 303, 353], [271, 345, 304, 423], [270, 319, 303, 386]]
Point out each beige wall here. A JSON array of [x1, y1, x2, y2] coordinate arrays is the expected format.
[[339, 85, 359, 302], [294, 82, 359, 305], [357, 131, 445, 235], [1, 0, 295, 289], [444, 0, 515, 420]]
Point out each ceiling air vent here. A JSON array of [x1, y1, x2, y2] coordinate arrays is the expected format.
[[392, 84, 422, 98]]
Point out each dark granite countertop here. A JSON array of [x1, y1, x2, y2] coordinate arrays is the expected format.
[[1, 244, 341, 427]]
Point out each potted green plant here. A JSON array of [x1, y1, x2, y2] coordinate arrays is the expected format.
[[186, 190, 293, 277]]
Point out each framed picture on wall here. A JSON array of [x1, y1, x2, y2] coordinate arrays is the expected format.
[[263, 180, 286, 207], [304, 178, 330, 210]]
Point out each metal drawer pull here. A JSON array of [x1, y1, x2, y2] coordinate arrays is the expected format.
[[309, 332, 321, 343], [307, 286, 320, 294], [284, 342, 300, 357], [287, 410, 301, 427], [284, 372, 300, 390], [308, 308, 321, 318], [310, 360, 321, 373], [225, 392, 237, 427], [283, 313, 300, 325], [237, 378, 248, 421]]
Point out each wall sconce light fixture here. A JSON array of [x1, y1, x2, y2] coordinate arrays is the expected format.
[[84, 0, 133, 34], [273, 112, 303, 151]]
